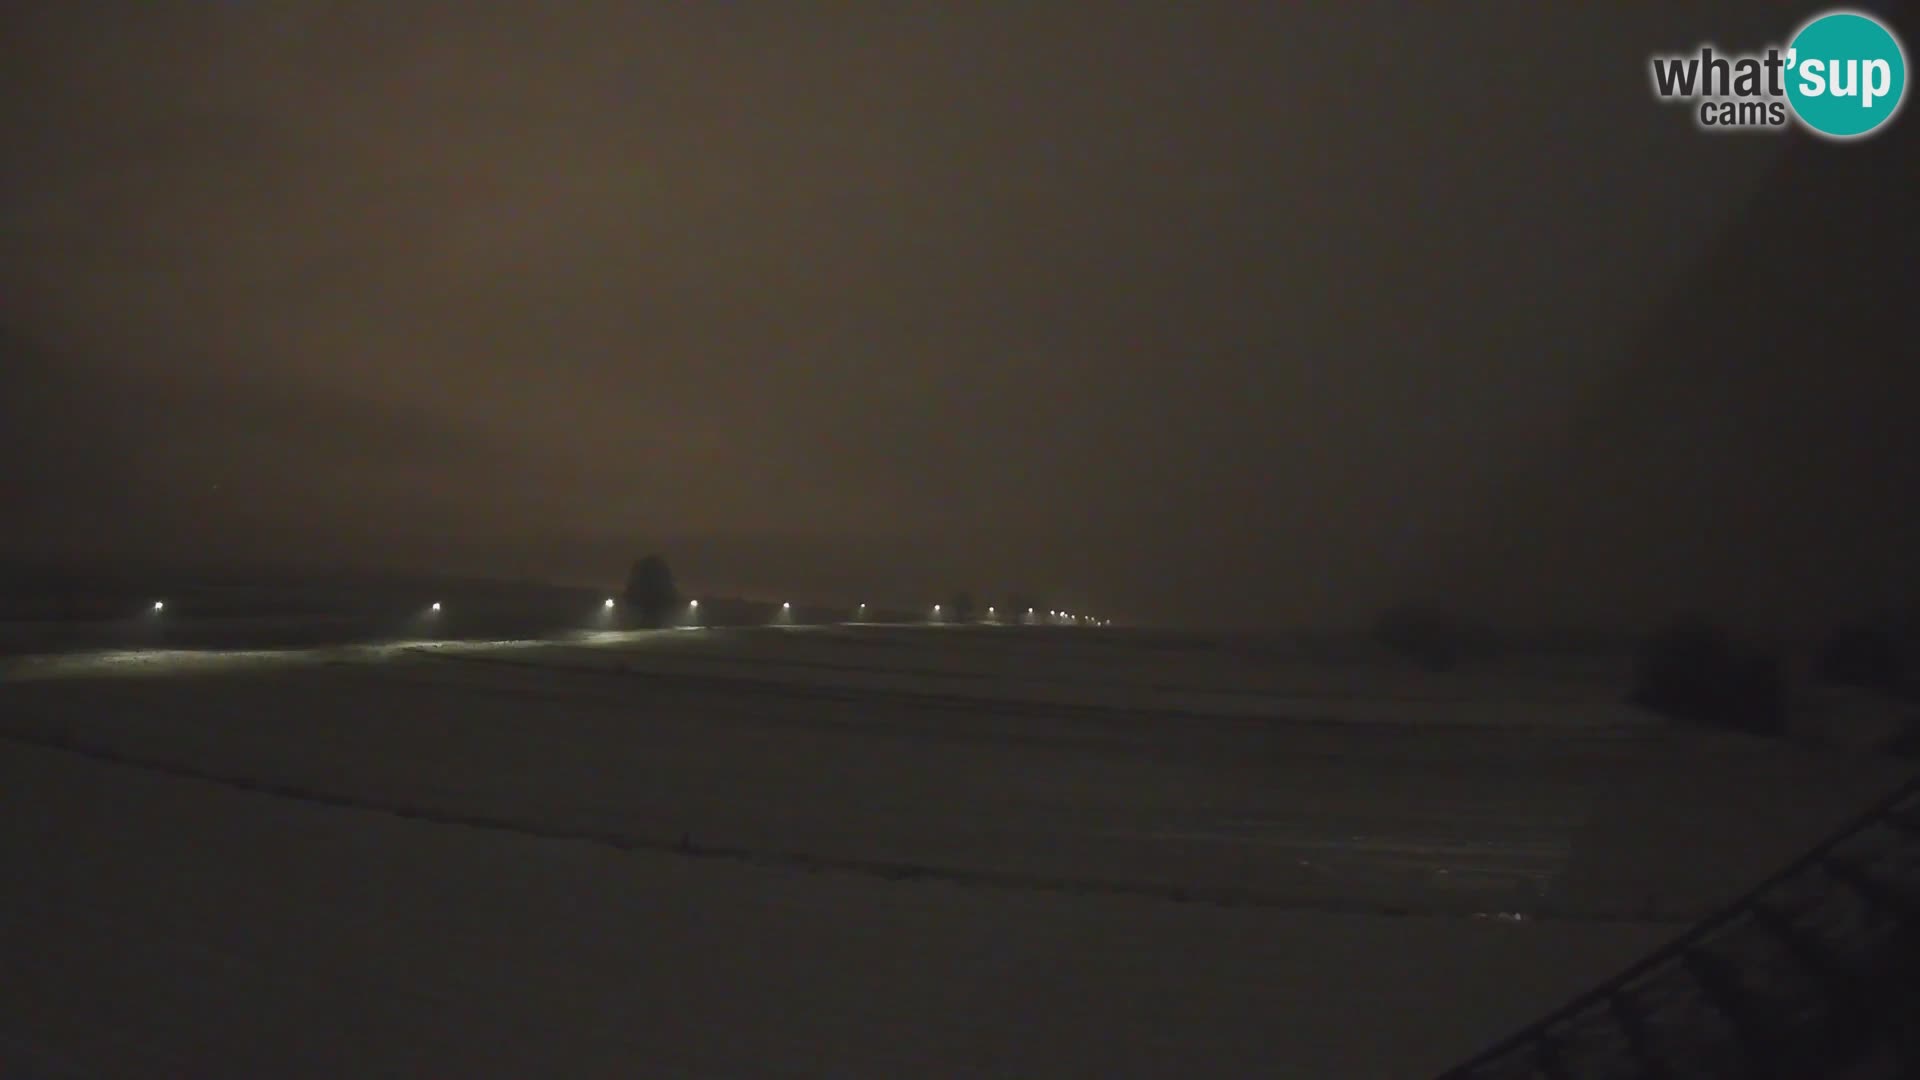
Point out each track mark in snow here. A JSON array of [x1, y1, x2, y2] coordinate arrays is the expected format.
[[405, 646, 1652, 740], [0, 727, 1683, 926]]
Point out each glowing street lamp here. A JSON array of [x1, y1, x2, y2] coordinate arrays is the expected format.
[[604, 598, 616, 609], [151, 601, 166, 613], [430, 602, 442, 612]]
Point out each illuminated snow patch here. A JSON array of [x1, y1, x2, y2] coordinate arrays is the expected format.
[[2, 647, 343, 682]]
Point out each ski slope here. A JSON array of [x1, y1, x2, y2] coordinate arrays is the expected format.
[[1, 627, 1907, 1076]]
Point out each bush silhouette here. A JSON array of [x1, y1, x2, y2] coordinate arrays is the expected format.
[[1630, 617, 1785, 735], [1372, 606, 1486, 670], [1815, 623, 1906, 692], [623, 554, 680, 628]]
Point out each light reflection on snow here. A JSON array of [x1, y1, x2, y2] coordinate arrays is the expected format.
[[3, 647, 344, 681], [0, 633, 676, 682]]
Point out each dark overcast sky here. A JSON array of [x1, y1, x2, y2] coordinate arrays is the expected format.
[[2, 2, 1905, 628]]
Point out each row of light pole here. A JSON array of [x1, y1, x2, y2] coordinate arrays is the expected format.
[[137, 596, 1108, 629]]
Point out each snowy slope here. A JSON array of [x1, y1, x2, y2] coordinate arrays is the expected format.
[[1, 628, 1908, 1075]]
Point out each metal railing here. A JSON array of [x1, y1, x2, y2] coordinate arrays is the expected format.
[[1439, 772, 1920, 1078]]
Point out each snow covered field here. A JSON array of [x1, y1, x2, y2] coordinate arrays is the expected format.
[[1, 626, 1909, 1076]]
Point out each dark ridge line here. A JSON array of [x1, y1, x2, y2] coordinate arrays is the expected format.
[[491, 636, 1627, 708], [357, 657, 1635, 772], [552, 634, 1604, 708], [337, 666, 1628, 783], [408, 647, 1651, 742], [0, 727, 1687, 927], [348, 665, 1213, 760]]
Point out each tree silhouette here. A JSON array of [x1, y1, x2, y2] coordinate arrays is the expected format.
[[1630, 616, 1785, 735], [1816, 622, 1906, 692], [947, 591, 976, 623], [1372, 605, 1484, 670], [623, 554, 679, 628]]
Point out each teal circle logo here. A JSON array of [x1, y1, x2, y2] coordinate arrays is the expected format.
[[1785, 10, 1907, 138]]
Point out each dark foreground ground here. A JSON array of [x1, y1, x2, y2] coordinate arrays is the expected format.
[[1, 626, 1909, 1076]]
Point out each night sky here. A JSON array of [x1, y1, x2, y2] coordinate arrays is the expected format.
[[3, 3, 1909, 628]]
